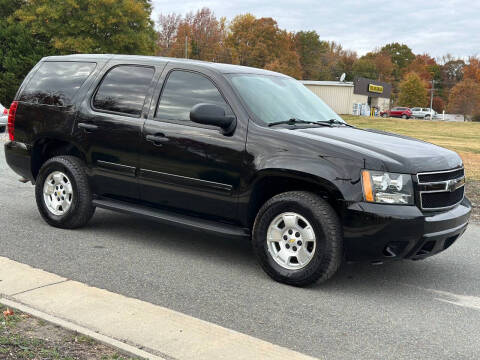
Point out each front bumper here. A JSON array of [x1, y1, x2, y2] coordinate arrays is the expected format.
[[342, 197, 471, 262]]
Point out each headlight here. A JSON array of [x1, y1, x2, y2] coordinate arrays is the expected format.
[[362, 170, 414, 205]]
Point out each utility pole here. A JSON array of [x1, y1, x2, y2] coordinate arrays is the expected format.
[[430, 79, 435, 111], [185, 36, 188, 59]]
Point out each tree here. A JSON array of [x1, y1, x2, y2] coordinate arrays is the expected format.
[[380, 43, 415, 70], [226, 14, 301, 77], [293, 31, 329, 79], [352, 58, 378, 79], [397, 72, 428, 108], [463, 56, 480, 83], [156, 13, 181, 56], [448, 79, 480, 119], [15, 0, 156, 55], [168, 8, 227, 62], [0, 1, 51, 105]]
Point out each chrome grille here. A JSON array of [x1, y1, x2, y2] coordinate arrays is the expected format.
[[417, 168, 465, 210]]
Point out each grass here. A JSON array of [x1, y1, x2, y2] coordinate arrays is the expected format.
[[342, 115, 480, 181], [0, 305, 139, 360]]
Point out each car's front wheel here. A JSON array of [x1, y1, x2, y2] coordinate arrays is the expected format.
[[35, 156, 95, 229], [402, 114, 408, 119], [252, 191, 343, 286]]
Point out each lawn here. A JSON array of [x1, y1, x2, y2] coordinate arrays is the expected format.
[[343, 115, 480, 181]]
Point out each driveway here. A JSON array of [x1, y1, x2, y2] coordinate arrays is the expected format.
[[1, 139, 479, 360]]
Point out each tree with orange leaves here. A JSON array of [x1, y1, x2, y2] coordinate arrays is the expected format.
[[448, 79, 480, 119]]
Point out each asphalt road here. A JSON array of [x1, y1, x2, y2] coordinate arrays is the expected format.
[[1, 138, 479, 360]]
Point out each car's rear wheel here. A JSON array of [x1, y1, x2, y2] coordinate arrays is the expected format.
[[425, 115, 431, 120], [35, 156, 95, 229], [252, 191, 343, 286], [381, 113, 387, 118]]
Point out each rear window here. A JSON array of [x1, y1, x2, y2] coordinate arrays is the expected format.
[[20, 61, 96, 106], [93, 65, 155, 117]]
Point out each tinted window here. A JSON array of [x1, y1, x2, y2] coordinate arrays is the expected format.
[[156, 70, 233, 121], [20, 62, 96, 106], [93, 65, 154, 116]]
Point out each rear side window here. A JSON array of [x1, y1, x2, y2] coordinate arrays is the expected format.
[[93, 65, 154, 117], [156, 70, 233, 122], [20, 62, 96, 106]]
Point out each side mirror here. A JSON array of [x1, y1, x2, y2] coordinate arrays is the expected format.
[[190, 103, 236, 135]]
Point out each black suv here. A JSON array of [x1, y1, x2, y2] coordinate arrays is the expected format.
[[4, 55, 471, 286]]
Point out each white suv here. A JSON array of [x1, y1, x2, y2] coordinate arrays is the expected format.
[[0, 103, 8, 132], [411, 107, 437, 119]]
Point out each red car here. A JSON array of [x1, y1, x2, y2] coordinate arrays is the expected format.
[[380, 107, 412, 119]]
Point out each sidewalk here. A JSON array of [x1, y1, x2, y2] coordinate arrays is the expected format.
[[0, 256, 317, 360]]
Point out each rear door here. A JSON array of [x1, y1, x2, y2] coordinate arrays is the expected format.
[[138, 64, 247, 221], [75, 61, 163, 200]]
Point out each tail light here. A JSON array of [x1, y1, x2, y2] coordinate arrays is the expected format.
[[2, 108, 7, 115], [7, 101, 18, 141]]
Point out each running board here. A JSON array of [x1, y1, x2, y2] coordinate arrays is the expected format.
[[92, 198, 250, 238]]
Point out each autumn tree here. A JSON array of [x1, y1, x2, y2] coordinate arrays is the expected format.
[[226, 14, 301, 77], [448, 79, 480, 119], [463, 56, 480, 82], [156, 13, 181, 56], [15, 0, 156, 54], [168, 8, 227, 61], [398, 72, 428, 108]]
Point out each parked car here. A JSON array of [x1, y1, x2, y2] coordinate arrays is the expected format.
[[411, 107, 437, 119], [0, 103, 8, 132], [380, 107, 413, 119], [4, 55, 471, 286]]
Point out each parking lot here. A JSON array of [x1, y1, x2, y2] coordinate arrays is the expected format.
[[0, 139, 479, 360]]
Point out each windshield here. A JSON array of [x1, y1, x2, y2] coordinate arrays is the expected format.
[[228, 74, 344, 125]]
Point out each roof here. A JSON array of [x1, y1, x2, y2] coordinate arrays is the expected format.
[[43, 54, 289, 77], [301, 80, 354, 87]]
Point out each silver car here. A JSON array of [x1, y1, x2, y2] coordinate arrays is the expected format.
[[0, 103, 8, 132], [411, 107, 437, 120]]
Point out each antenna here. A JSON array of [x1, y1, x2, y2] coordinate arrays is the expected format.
[[339, 73, 346, 82]]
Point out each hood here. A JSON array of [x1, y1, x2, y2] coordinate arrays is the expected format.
[[291, 126, 462, 174]]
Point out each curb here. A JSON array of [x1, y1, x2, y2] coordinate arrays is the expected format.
[[0, 297, 165, 360]]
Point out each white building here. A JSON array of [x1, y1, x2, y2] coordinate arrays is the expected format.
[[301, 77, 392, 115]]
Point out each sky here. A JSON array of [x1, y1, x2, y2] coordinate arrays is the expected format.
[[151, 0, 480, 59]]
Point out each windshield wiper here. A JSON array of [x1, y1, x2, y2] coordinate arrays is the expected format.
[[317, 119, 356, 128], [268, 118, 331, 127]]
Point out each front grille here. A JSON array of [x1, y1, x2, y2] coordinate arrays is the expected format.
[[418, 168, 464, 183], [417, 168, 465, 210], [421, 187, 464, 209]]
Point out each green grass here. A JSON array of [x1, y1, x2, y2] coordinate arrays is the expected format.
[[342, 115, 480, 180]]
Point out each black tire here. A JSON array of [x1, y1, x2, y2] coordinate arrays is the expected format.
[[381, 113, 388, 118], [0, 125, 5, 133], [35, 156, 95, 229], [252, 191, 343, 286], [425, 115, 430, 120], [402, 114, 407, 119]]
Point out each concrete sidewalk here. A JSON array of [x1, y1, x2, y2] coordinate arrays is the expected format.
[[0, 256, 317, 360]]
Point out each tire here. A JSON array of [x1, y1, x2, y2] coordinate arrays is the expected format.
[[381, 113, 387, 118], [402, 114, 407, 119], [0, 125, 5, 133], [252, 191, 343, 286], [425, 115, 430, 120], [35, 156, 95, 229]]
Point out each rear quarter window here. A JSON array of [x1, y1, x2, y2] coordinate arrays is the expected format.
[[20, 61, 96, 106]]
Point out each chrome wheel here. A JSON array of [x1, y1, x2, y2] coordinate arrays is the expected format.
[[266, 212, 316, 270], [43, 171, 73, 216]]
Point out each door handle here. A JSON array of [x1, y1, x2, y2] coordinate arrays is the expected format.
[[146, 133, 169, 145], [78, 122, 98, 132]]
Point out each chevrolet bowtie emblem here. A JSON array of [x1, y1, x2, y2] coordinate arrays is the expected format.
[[446, 177, 465, 192]]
